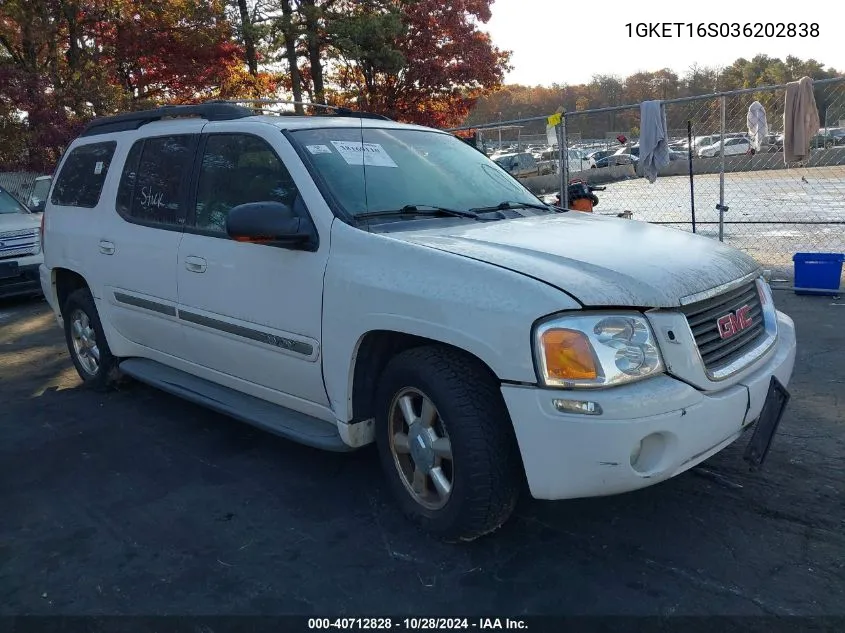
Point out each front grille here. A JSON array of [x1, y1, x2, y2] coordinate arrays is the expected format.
[[680, 281, 765, 374], [0, 228, 39, 259]]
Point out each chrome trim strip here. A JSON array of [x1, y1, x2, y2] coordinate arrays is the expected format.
[[678, 270, 761, 306], [0, 228, 39, 239], [113, 291, 177, 317], [178, 309, 314, 357]]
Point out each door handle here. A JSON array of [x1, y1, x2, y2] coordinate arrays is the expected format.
[[98, 240, 115, 255], [184, 256, 207, 273]]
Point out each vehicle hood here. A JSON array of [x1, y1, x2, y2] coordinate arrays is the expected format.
[[386, 213, 761, 307], [0, 212, 39, 231]]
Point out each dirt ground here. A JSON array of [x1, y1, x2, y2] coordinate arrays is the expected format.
[[1, 290, 844, 617]]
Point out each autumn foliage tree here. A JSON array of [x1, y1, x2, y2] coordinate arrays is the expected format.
[[1, 0, 511, 170], [0, 0, 278, 171], [464, 55, 841, 138], [328, 0, 510, 128]]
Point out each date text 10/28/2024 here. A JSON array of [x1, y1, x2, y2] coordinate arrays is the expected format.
[[308, 618, 527, 630], [625, 22, 819, 38]]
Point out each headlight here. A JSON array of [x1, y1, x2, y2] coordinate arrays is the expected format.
[[533, 312, 664, 388]]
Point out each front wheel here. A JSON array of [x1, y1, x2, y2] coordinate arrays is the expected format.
[[63, 287, 120, 390], [375, 346, 522, 541]]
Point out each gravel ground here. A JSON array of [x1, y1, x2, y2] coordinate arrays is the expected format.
[[1, 291, 844, 617]]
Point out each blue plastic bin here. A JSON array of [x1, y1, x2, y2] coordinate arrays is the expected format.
[[792, 252, 844, 295]]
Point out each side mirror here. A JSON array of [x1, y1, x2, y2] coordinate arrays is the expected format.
[[225, 201, 317, 251]]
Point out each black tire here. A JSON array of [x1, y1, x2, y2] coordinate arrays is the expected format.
[[375, 345, 522, 541], [63, 287, 120, 390]]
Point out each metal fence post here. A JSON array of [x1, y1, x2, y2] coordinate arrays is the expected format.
[[687, 120, 696, 233], [557, 115, 569, 209], [718, 95, 727, 242]]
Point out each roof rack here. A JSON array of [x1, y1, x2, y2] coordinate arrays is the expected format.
[[211, 99, 392, 121], [78, 99, 392, 138], [79, 103, 255, 137]]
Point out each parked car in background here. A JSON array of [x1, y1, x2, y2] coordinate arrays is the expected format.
[[698, 136, 751, 158], [494, 151, 541, 178], [586, 149, 616, 167], [614, 145, 640, 158], [763, 133, 784, 152], [592, 154, 638, 168], [0, 185, 43, 298], [532, 148, 590, 175], [810, 128, 845, 149], [25, 175, 53, 213], [568, 148, 591, 172], [690, 135, 721, 153]]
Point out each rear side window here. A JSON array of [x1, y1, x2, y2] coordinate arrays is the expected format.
[[50, 141, 117, 208], [116, 135, 197, 226]]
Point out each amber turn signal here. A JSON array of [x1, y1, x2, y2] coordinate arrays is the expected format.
[[541, 329, 598, 380]]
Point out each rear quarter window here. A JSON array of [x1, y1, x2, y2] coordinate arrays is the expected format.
[[50, 141, 117, 208]]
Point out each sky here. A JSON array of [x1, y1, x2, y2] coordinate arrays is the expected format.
[[484, 0, 845, 86]]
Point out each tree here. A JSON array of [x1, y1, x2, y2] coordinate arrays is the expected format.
[[462, 55, 841, 139], [275, 0, 305, 111], [0, 0, 267, 171], [328, 0, 510, 128]]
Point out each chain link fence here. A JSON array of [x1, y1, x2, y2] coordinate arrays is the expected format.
[[0, 172, 40, 203], [450, 77, 845, 282]]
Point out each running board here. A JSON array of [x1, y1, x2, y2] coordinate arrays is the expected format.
[[118, 358, 352, 452]]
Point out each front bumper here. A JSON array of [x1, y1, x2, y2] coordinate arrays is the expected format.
[[0, 257, 43, 299], [504, 310, 796, 500]]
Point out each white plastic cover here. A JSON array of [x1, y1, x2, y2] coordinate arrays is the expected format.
[[747, 101, 768, 152]]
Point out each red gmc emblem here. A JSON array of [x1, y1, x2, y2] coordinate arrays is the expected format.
[[717, 305, 753, 339]]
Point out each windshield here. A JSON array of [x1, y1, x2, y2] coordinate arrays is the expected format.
[[0, 189, 29, 214], [290, 127, 541, 217]]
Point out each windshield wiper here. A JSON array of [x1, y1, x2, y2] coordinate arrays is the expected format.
[[354, 204, 480, 221], [469, 200, 552, 213]]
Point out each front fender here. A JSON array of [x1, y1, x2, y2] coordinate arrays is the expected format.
[[321, 221, 579, 421]]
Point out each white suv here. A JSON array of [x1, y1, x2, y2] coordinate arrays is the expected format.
[[40, 103, 797, 541]]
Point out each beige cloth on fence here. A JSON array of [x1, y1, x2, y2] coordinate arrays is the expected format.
[[783, 76, 820, 164]]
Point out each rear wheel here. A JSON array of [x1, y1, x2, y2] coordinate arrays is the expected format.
[[375, 346, 522, 541], [63, 287, 120, 390]]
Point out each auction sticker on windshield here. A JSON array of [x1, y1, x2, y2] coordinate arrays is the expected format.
[[306, 144, 332, 155], [331, 141, 398, 167]]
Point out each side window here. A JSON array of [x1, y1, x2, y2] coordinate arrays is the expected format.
[[116, 140, 143, 216], [50, 141, 117, 208], [117, 135, 196, 226], [193, 134, 299, 234]]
